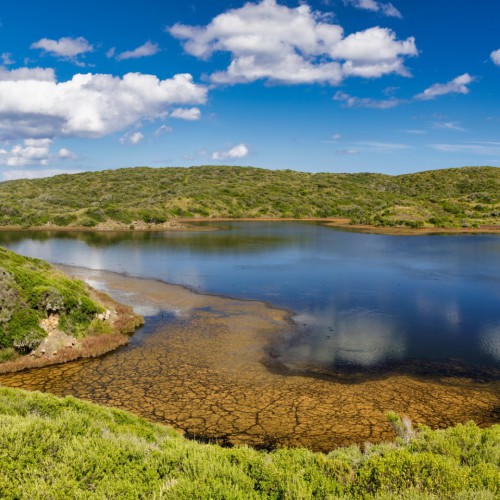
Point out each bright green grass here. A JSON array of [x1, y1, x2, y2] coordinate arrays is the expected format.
[[0, 246, 102, 357], [0, 165, 498, 228], [0, 387, 498, 499]]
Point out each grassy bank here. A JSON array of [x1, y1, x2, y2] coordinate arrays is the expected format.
[[0, 387, 498, 499], [0, 165, 498, 229], [0, 247, 142, 370]]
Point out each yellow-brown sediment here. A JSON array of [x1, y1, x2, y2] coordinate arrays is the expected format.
[[0, 268, 497, 452]]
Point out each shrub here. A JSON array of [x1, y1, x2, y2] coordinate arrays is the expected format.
[[0, 247, 105, 353], [0, 269, 19, 325], [1, 307, 44, 349], [35, 287, 65, 315], [52, 214, 77, 226], [353, 449, 470, 496], [12, 330, 45, 354], [0, 392, 497, 499], [0, 348, 17, 363]]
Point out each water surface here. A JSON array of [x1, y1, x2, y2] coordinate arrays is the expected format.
[[1, 222, 499, 375], [0, 267, 496, 451]]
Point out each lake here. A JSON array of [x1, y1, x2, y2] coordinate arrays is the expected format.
[[1, 222, 499, 374], [0, 222, 499, 450]]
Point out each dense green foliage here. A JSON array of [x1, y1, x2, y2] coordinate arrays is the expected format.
[[0, 247, 102, 359], [0, 165, 498, 228], [0, 387, 498, 499]]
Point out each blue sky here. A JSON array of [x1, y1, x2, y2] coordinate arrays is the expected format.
[[0, 0, 499, 180]]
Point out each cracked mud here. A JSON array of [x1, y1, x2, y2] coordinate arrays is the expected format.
[[0, 267, 498, 452]]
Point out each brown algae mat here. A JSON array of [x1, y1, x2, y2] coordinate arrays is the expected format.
[[0, 267, 498, 452]]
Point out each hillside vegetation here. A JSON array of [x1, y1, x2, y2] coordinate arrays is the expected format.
[[0, 247, 143, 368], [0, 247, 105, 362], [0, 166, 498, 229], [0, 387, 498, 499]]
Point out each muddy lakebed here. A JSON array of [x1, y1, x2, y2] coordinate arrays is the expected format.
[[0, 222, 498, 451]]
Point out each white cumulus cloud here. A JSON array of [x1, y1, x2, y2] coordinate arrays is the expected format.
[[415, 73, 474, 100], [344, 0, 402, 18], [0, 72, 207, 141], [0, 66, 56, 82], [491, 49, 500, 66], [331, 27, 416, 77], [0, 138, 53, 167], [170, 107, 201, 120], [120, 131, 144, 145], [154, 124, 173, 135], [116, 41, 160, 60], [58, 147, 77, 159], [169, 0, 416, 85], [211, 143, 249, 160], [1, 53, 14, 65], [0, 139, 76, 168], [31, 36, 94, 63]]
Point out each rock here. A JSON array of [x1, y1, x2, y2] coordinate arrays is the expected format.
[[97, 309, 112, 321], [32, 330, 77, 358], [40, 314, 60, 333]]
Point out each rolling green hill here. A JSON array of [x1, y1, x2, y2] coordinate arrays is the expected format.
[[0, 387, 498, 499], [0, 165, 499, 229]]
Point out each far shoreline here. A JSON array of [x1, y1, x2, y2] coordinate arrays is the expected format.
[[0, 217, 499, 236]]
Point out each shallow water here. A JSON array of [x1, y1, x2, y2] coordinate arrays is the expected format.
[[1, 222, 499, 375], [0, 267, 497, 451]]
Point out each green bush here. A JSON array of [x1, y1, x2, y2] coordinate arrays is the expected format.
[[0, 247, 104, 354], [0, 347, 17, 362], [0, 388, 498, 499], [52, 214, 77, 226], [352, 449, 469, 496], [1, 307, 43, 349], [30, 286, 65, 314]]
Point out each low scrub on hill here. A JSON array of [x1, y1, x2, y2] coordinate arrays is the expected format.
[[0, 387, 498, 499], [0, 165, 498, 228], [0, 246, 104, 362]]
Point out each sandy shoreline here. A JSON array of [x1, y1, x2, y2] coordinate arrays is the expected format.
[[0, 267, 498, 452], [0, 217, 498, 235]]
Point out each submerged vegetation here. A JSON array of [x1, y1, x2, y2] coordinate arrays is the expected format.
[[0, 387, 498, 499], [0, 165, 498, 229]]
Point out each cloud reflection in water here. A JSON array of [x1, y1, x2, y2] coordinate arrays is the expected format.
[[289, 307, 405, 367]]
